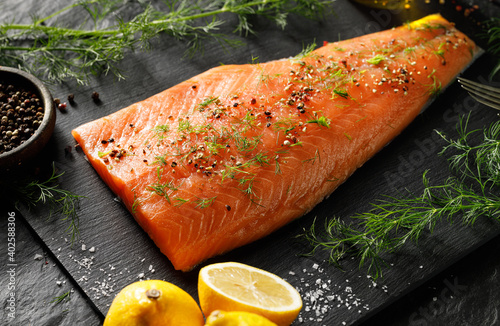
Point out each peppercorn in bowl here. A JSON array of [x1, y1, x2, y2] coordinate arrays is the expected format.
[[0, 67, 55, 170]]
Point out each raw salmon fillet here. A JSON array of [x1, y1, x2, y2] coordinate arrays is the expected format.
[[72, 14, 478, 271]]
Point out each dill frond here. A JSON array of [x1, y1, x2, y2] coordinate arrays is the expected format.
[[483, 18, 500, 78], [0, 0, 334, 84], [50, 290, 71, 305], [300, 115, 500, 279], [10, 164, 83, 244]]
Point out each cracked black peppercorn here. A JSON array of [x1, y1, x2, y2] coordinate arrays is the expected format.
[[0, 83, 44, 155]]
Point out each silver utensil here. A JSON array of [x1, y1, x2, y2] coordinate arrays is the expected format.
[[457, 77, 500, 111]]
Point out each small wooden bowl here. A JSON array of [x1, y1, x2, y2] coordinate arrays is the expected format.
[[0, 67, 56, 171]]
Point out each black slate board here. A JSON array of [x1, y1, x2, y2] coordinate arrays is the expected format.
[[0, 204, 102, 325], [2, 1, 500, 325]]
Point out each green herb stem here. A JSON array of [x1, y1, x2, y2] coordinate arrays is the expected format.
[[4, 24, 118, 38], [50, 290, 71, 304], [1, 0, 333, 84], [484, 18, 500, 78], [9, 164, 83, 244]]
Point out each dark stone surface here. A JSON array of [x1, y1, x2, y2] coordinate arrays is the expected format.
[[1, 1, 500, 325], [0, 205, 102, 325], [362, 233, 500, 326]]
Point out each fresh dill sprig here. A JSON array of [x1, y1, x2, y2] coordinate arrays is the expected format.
[[366, 54, 386, 65], [295, 41, 318, 59], [438, 114, 500, 187], [333, 88, 349, 99], [50, 290, 71, 304], [483, 17, 500, 78], [194, 196, 217, 209], [300, 115, 500, 279], [425, 69, 442, 97], [148, 167, 179, 203], [307, 115, 330, 128], [148, 181, 178, 204], [10, 164, 83, 244], [0, 0, 333, 84]]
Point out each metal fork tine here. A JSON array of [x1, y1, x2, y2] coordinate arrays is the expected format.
[[459, 83, 500, 101], [457, 77, 500, 111], [457, 77, 500, 97], [468, 93, 500, 111]]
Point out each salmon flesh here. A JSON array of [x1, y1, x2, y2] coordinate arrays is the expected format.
[[72, 14, 478, 271]]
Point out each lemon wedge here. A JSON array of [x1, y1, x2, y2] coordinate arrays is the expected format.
[[198, 262, 302, 326]]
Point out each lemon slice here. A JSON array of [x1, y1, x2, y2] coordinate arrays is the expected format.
[[198, 262, 302, 326]]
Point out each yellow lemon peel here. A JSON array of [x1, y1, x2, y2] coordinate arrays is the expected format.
[[103, 280, 204, 326], [205, 310, 278, 326]]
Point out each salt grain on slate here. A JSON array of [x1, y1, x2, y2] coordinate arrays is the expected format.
[[286, 263, 371, 325], [68, 239, 158, 301], [34, 253, 43, 260], [76, 256, 94, 270], [91, 279, 116, 300]]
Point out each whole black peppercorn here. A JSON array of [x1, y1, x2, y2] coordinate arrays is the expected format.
[[92, 91, 100, 102], [0, 82, 44, 154]]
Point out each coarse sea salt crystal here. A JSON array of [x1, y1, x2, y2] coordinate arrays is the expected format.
[[34, 254, 43, 260], [288, 261, 383, 324]]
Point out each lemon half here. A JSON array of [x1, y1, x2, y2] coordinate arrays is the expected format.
[[198, 262, 302, 326]]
